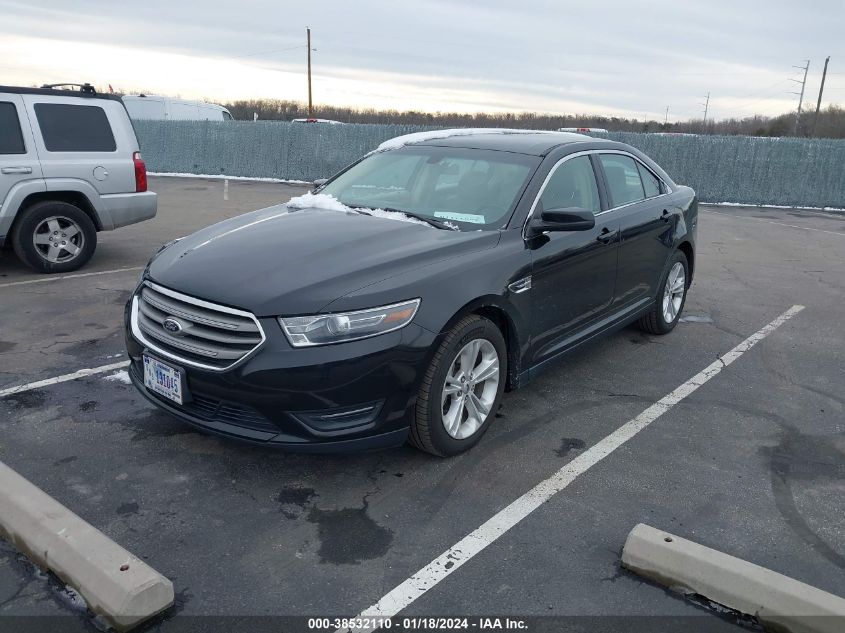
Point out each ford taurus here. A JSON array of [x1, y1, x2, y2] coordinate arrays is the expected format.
[[124, 130, 697, 456]]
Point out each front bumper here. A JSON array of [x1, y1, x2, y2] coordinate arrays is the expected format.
[[124, 296, 437, 452]]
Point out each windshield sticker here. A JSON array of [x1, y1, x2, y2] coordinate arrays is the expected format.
[[434, 211, 486, 224]]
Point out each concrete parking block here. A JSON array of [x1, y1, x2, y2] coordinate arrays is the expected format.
[[0, 460, 173, 630], [621, 523, 845, 633]]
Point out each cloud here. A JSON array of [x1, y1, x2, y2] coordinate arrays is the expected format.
[[1, 0, 842, 119]]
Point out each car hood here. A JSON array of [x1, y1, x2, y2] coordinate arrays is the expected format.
[[147, 204, 500, 316]]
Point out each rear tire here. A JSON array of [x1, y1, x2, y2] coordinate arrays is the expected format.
[[410, 315, 507, 456], [638, 250, 689, 335], [12, 201, 97, 273]]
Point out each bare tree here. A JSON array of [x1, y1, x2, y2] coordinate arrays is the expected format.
[[224, 99, 845, 139]]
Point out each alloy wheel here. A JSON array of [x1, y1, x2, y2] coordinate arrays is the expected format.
[[441, 338, 500, 439], [662, 261, 686, 323], [33, 216, 85, 264]]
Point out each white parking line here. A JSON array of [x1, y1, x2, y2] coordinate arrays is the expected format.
[[0, 361, 130, 398], [344, 304, 805, 630], [704, 209, 845, 236], [0, 267, 143, 289]]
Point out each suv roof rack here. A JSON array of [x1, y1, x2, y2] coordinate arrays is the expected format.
[[0, 84, 122, 102], [40, 82, 97, 94]]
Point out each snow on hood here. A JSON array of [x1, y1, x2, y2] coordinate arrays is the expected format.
[[375, 128, 556, 152], [285, 192, 433, 228]]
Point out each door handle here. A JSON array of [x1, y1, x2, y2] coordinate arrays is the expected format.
[[596, 228, 619, 244], [1, 166, 33, 175]]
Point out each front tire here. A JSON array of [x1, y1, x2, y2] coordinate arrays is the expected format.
[[410, 315, 507, 456], [12, 201, 97, 273], [638, 250, 689, 335]]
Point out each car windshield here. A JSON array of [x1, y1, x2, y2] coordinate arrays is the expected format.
[[319, 146, 540, 230]]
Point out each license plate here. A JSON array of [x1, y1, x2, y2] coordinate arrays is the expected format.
[[143, 355, 185, 405]]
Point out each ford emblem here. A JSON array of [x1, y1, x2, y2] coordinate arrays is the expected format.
[[162, 318, 183, 334]]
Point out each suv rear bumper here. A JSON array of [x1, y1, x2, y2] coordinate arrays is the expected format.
[[98, 191, 157, 230]]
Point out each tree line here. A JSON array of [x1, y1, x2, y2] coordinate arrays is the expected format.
[[223, 99, 845, 139]]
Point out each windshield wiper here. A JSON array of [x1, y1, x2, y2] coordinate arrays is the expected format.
[[345, 203, 460, 231], [379, 207, 460, 231]]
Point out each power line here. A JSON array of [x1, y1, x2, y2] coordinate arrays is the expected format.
[[227, 43, 307, 61]]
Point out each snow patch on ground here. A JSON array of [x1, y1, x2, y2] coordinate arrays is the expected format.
[[104, 370, 131, 385], [375, 128, 560, 152], [285, 192, 432, 228], [149, 172, 311, 185], [707, 201, 845, 212]]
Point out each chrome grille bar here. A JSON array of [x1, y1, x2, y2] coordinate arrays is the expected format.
[[131, 281, 266, 371]]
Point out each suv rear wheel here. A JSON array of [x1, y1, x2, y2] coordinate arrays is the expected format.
[[12, 201, 97, 273]]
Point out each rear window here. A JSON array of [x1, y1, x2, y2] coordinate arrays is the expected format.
[[0, 102, 26, 154], [34, 103, 116, 152]]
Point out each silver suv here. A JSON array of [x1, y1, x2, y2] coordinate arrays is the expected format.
[[0, 84, 157, 273]]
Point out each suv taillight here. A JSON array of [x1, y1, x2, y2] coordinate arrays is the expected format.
[[133, 151, 147, 192]]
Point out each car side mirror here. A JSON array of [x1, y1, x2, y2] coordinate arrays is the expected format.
[[528, 207, 595, 235], [313, 178, 328, 189]]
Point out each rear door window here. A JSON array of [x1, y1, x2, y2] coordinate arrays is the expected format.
[[0, 101, 26, 154], [599, 154, 645, 207], [34, 103, 116, 152], [637, 162, 662, 198]]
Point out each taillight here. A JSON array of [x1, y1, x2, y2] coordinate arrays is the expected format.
[[133, 151, 147, 192]]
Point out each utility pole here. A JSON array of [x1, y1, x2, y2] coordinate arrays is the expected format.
[[664, 105, 669, 126], [811, 56, 830, 137], [788, 59, 810, 136], [307, 27, 313, 117], [700, 92, 710, 133]]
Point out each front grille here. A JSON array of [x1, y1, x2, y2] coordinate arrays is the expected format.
[[133, 282, 264, 370]]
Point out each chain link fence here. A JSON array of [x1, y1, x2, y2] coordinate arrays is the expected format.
[[135, 121, 845, 208]]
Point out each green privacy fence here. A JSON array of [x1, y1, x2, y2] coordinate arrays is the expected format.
[[134, 120, 845, 208], [596, 132, 845, 208]]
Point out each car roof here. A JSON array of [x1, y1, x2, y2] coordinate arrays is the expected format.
[[413, 131, 611, 156]]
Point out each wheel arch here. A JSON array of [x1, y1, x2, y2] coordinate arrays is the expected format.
[[433, 296, 523, 392], [12, 191, 102, 232], [677, 240, 694, 282]]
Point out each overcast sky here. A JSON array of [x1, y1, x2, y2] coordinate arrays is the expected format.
[[1, 0, 843, 121]]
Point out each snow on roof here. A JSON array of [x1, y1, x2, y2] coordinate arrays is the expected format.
[[285, 192, 432, 228], [375, 128, 556, 152]]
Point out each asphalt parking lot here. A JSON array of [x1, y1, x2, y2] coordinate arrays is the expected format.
[[0, 176, 843, 632]]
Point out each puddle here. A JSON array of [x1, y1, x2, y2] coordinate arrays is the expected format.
[[555, 437, 586, 457], [277, 485, 317, 519], [307, 500, 393, 564]]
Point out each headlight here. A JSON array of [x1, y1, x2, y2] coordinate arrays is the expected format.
[[279, 299, 420, 347]]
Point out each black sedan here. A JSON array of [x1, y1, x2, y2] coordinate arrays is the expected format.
[[125, 130, 697, 456]]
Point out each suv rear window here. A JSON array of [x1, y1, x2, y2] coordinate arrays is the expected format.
[[34, 103, 116, 152], [0, 102, 26, 154]]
